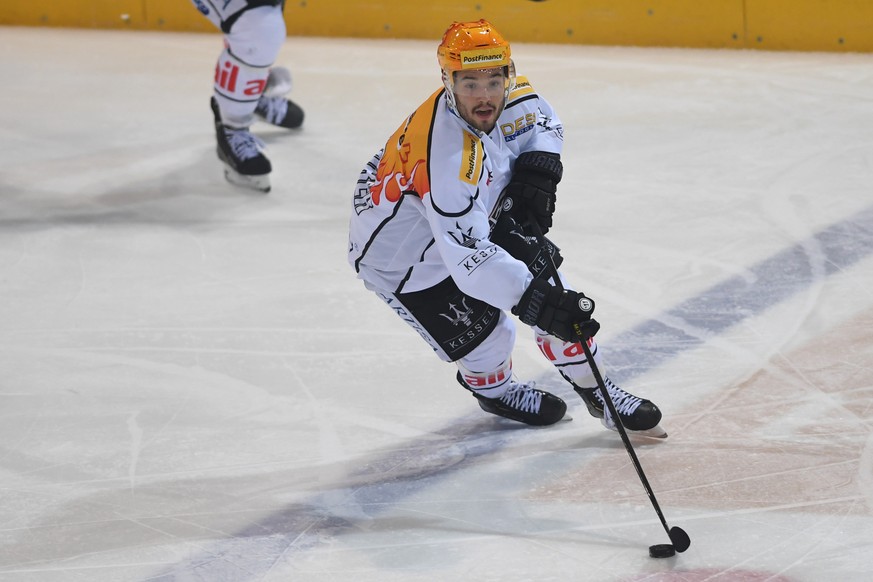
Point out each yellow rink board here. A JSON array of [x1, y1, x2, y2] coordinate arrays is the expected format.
[[1, 0, 871, 52], [745, 0, 873, 51]]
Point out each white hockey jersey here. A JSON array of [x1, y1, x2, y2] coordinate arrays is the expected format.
[[348, 77, 564, 311]]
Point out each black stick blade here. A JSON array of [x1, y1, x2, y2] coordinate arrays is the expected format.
[[669, 526, 691, 552]]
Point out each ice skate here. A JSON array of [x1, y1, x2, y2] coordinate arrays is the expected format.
[[255, 95, 304, 129], [255, 67, 304, 129], [567, 374, 667, 438], [211, 97, 271, 193], [458, 373, 567, 426]]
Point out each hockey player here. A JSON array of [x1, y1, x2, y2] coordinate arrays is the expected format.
[[191, 0, 305, 192], [347, 20, 666, 437]]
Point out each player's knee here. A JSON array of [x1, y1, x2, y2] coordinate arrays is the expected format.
[[227, 6, 286, 67]]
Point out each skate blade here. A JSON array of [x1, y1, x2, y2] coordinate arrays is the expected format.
[[223, 168, 271, 193], [602, 419, 668, 439], [630, 425, 668, 439]]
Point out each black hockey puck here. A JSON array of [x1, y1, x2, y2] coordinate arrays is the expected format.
[[649, 544, 676, 558]]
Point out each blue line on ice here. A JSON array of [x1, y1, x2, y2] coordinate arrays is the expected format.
[[154, 203, 873, 580]]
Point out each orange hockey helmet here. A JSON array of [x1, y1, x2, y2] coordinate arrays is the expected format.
[[438, 19, 511, 73], [437, 20, 515, 107]]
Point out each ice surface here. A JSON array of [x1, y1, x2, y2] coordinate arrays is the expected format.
[[1, 27, 872, 582]]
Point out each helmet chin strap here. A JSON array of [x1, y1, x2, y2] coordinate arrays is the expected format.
[[441, 70, 459, 111]]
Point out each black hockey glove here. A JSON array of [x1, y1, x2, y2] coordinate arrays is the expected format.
[[512, 278, 600, 343], [504, 150, 563, 235]]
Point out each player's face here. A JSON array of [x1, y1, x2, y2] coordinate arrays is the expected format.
[[453, 68, 507, 133]]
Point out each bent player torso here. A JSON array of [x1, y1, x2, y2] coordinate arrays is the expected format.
[[349, 78, 564, 309]]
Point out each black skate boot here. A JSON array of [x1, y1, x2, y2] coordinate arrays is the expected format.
[[211, 97, 272, 193], [567, 374, 666, 438], [255, 95, 305, 129], [458, 372, 567, 426], [255, 66, 305, 129]]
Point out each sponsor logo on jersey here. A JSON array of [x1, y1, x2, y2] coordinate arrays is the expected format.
[[461, 368, 507, 389], [379, 292, 442, 354], [536, 335, 593, 362], [459, 130, 483, 185], [215, 60, 239, 92], [509, 76, 535, 99], [501, 112, 538, 142], [448, 223, 498, 273], [460, 47, 507, 69], [448, 222, 478, 248], [528, 250, 550, 278], [215, 60, 267, 96], [193, 0, 209, 15], [446, 306, 498, 352], [440, 297, 474, 327], [460, 246, 498, 274]]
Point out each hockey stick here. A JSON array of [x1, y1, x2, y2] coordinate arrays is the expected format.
[[525, 215, 691, 553]]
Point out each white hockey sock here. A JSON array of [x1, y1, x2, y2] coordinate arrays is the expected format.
[[535, 332, 603, 388], [457, 359, 513, 399], [213, 48, 269, 127]]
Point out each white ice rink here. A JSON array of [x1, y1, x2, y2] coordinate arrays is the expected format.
[[1, 26, 872, 582]]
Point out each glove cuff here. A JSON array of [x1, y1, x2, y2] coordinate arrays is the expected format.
[[512, 278, 550, 326]]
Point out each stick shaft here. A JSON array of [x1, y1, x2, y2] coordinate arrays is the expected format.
[[526, 215, 675, 539], [578, 337, 674, 537]]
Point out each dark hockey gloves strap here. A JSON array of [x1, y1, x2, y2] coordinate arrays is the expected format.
[[505, 150, 563, 235], [512, 278, 600, 343]]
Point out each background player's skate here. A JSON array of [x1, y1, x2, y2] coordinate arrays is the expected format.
[[255, 67, 305, 129], [211, 97, 272, 193]]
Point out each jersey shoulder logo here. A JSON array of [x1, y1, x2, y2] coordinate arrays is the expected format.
[[459, 130, 483, 185], [509, 76, 535, 100]]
